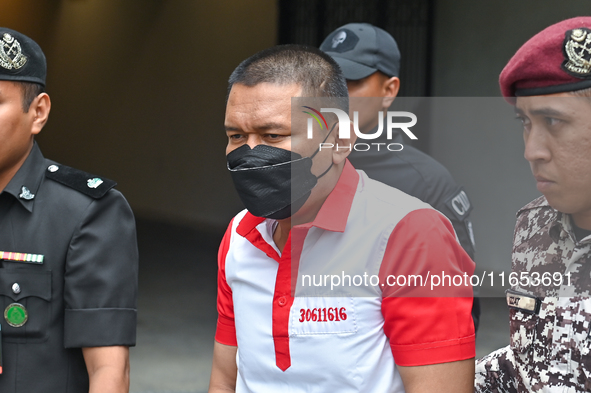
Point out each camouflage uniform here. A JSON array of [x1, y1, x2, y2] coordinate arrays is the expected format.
[[475, 196, 591, 393]]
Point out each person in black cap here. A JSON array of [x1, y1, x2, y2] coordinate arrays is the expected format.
[[320, 23, 480, 331], [0, 27, 137, 392]]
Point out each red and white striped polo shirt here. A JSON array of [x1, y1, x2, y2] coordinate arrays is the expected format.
[[216, 160, 475, 392]]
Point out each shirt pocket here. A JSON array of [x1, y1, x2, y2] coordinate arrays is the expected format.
[[289, 297, 357, 336], [0, 270, 52, 342], [509, 308, 536, 355]]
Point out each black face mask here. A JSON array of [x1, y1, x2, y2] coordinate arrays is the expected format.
[[227, 129, 334, 220]]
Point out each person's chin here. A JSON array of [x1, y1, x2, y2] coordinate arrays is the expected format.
[[543, 192, 573, 215]]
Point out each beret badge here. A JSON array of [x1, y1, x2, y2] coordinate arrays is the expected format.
[[562, 27, 591, 78], [0, 33, 27, 71]]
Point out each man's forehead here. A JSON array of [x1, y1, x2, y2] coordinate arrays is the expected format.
[[228, 82, 302, 102], [515, 93, 582, 113], [225, 104, 291, 128], [227, 82, 300, 110], [225, 82, 313, 129], [0, 80, 19, 93]]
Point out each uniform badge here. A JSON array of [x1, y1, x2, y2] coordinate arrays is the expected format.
[[4, 303, 28, 327], [0, 251, 44, 264], [0, 33, 27, 70], [332, 31, 347, 48], [444, 188, 473, 222], [320, 28, 359, 53], [19, 186, 35, 200], [506, 289, 541, 314], [451, 191, 470, 216], [87, 177, 103, 189], [562, 27, 591, 78]]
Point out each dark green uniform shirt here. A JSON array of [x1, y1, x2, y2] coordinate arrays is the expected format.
[[0, 143, 138, 392]]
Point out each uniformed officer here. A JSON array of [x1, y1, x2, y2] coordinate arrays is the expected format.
[[0, 28, 138, 392], [320, 23, 480, 331], [475, 17, 591, 392]]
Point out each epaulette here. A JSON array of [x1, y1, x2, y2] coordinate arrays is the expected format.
[[44, 163, 117, 199]]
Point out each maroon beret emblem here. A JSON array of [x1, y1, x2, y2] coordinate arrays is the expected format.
[[562, 27, 591, 78]]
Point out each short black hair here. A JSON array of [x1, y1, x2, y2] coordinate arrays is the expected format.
[[228, 44, 348, 112], [16, 82, 45, 113]]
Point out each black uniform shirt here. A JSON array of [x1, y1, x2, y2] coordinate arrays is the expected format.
[[0, 143, 138, 392]]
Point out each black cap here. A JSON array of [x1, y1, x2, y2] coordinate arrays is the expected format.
[[0, 27, 46, 87], [320, 23, 400, 81]]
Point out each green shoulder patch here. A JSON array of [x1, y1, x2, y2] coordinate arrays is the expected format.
[[45, 163, 116, 199]]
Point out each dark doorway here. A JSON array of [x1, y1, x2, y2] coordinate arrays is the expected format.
[[278, 0, 435, 152]]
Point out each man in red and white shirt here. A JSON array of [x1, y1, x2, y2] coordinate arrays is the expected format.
[[209, 44, 475, 393]]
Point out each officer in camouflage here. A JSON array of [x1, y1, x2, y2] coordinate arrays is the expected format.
[[475, 17, 591, 392]]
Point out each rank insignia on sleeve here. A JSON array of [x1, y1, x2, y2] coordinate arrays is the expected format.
[[562, 27, 591, 78]]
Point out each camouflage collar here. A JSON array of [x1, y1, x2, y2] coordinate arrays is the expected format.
[[517, 195, 550, 214], [519, 196, 591, 245], [549, 212, 591, 245]]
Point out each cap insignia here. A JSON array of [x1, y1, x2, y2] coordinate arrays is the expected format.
[[332, 31, 347, 48], [0, 33, 27, 70], [563, 27, 591, 78], [320, 28, 359, 54]]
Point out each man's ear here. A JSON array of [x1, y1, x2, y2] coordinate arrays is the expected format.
[[30, 93, 51, 136], [332, 120, 357, 165], [381, 76, 400, 110]]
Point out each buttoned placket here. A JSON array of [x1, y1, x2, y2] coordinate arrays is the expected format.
[[235, 162, 359, 372]]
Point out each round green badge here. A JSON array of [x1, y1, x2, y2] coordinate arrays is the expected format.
[[4, 303, 28, 327]]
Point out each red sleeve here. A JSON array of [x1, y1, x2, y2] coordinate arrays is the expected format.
[[214, 218, 237, 346], [378, 209, 475, 366]]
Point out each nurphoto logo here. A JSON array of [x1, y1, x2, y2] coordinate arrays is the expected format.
[[302, 106, 418, 152]]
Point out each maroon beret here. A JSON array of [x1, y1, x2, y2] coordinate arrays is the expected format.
[[500, 17, 591, 101]]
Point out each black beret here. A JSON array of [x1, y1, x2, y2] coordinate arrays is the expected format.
[[0, 27, 46, 87]]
